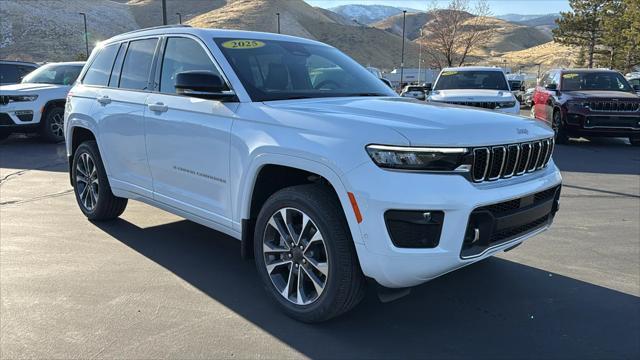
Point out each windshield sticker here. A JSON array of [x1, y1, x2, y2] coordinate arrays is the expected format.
[[221, 40, 266, 49], [441, 71, 458, 76], [562, 73, 578, 79]]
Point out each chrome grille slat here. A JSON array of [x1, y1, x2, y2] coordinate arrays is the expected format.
[[586, 100, 640, 112], [471, 138, 553, 183]]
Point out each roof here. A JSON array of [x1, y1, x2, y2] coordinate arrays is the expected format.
[[441, 66, 505, 72], [0, 60, 38, 66], [553, 68, 621, 73], [106, 25, 328, 47]]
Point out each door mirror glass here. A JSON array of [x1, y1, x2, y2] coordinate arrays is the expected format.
[[175, 71, 232, 99]]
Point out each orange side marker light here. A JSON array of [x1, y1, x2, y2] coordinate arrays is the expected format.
[[347, 192, 363, 224]]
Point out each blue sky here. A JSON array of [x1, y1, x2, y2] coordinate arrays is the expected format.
[[305, 0, 571, 15]]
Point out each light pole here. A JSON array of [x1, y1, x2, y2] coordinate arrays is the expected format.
[[161, 0, 167, 25], [176, 12, 182, 24], [399, 10, 407, 88], [536, 63, 541, 80], [418, 28, 423, 84], [276, 13, 280, 34], [79, 12, 89, 59]]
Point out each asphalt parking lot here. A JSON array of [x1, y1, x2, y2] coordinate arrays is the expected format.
[[1, 132, 639, 359]]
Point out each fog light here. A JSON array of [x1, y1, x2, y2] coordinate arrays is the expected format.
[[385, 210, 445, 248]]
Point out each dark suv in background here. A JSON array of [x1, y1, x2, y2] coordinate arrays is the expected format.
[[0, 60, 39, 85], [532, 69, 640, 146]]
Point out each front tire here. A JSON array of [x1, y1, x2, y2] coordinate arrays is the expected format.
[[72, 140, 127, 220], [254, 184, 366, 322], [553, 110, 569, 144], [40, 106, 65, 142]]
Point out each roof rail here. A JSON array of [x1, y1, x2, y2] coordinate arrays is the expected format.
[[117, 24, 192, 37]]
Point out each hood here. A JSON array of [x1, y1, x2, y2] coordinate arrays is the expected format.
[[561, 90, 639, 99], [0, 83, 64, 93], [428, 89, 515, 102], [264, 97, 552, 147]]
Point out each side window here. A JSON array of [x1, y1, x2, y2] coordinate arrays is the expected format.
[[0, 64, 20, 84], [83, 44, 120, 86], [159, 37, 225, 94], [120, 38, 158, 91], [551, 71, 561, 86], [109, 43, 127, 87]]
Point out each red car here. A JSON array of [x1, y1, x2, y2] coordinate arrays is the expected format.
[[531, 69, 640, 145]]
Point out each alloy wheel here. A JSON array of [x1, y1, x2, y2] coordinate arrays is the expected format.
[[50, 112, 64, 138], [262, 207, 329, 305], [76, 152, 99, 211]]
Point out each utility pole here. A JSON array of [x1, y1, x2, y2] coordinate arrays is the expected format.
[[161, 0, 167, 25], [400, 10, 407, 88], [79, 12, 89, 59], [276, 13, 280, 34], [176, 12, 182, 24], [536, 63, 541, 81], [418, 28, 423, 84]]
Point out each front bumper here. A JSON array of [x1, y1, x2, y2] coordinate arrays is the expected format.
[[0, 103, 43, 128], [563, 107, 640, 137], [345, 160, 562, 288]]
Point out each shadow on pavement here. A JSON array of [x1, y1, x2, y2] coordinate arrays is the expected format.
[[0, 135, 67, 172], [96, 218, 640, 359], [553, 137, 640, 176]]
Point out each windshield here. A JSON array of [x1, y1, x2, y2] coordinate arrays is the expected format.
[[561, 72, 633, 92], [508, 80, 522, 90], [21, 64, 83, 85], [434, 70, 509, 91], [214, 38, 396, 101]]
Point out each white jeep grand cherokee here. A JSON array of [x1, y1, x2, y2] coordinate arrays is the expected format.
[[65, 26, 562, 322], [428, 66, 521, 114]]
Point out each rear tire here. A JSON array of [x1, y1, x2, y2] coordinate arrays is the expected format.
[[40, 106, 65, 143], [253, 184, 366, 322], [72, 140, 127, 220], [553, 110, 569, 144]]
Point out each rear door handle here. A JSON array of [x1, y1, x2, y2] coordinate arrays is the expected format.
[[148, 102, 168, 113], [97, 95, 111, 105]]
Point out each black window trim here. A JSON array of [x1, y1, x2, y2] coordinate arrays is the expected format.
[[118, 37, 161, 92]]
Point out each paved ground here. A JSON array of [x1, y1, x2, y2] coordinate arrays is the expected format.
[[1, 132, 639, 359]]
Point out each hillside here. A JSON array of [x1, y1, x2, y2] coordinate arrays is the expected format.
[[0, 0, 138, 62], [188, 0, 423, 69], [123, 0, 225, 28], [496, 41, 578, 72], [374, 11, 551, 55], [329, 4, 419, 25]]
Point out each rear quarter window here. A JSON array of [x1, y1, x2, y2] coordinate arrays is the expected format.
[[83, 44, 120, 86]]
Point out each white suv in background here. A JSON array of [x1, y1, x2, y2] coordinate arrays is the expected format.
[[65, 26, 561, 322], [0, 62, 84, 141], [428, 66, 521, 114]]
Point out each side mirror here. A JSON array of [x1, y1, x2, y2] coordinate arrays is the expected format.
[[424, 83, 432, 91], [633, 84, 640, 92], [380, 78, 393, 89], [175, 71, 234, 100], [545, 83, 557, 91], [520, 85, 526, 92]]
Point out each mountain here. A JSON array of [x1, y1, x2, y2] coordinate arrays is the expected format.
[[187, 0, 422, 69], [496, 13, 560, 37], [328, 4, 420, 25], [495, 41, 578, 72], [373, 11, 551, 54]]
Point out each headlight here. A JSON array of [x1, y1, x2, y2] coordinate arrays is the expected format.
[[496, 101, 516, 108], [9, 95, 38, 102], [366, 145, 471, 171]]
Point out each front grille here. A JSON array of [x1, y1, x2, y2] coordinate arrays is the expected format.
[[0, 113, 14, 126], [586, 100, 640, 112], [443, 101, 514, 110], [0, 96, 9, 106], [490, 216, 549, 243], [471, 138, 554, 182]]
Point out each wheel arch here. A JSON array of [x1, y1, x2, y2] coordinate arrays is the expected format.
[[239, 154, 362, 260], [42, 99, 66, 118], [67, 126, 97, 185]]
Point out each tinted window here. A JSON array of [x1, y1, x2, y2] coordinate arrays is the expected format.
[[214, 38, 395, 101], [21, 64, 83, 85], [629, 78, 640, 87], [17, 66, 37, 79], [434, 70, 509, 91], [560, 71, 633, 92], [83, 44, 119, 86], [0, 64, 19, 84], [120, 38, 158, 90], [160, 37, 224, 93]]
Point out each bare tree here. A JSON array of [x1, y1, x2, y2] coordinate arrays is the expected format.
[[422, 0, 495, 68]]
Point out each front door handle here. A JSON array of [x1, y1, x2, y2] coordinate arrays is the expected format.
[[97, 95, 111, 105], [148, 102, 168, 113]]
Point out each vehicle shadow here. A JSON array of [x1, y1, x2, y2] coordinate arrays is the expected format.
[[0, 135, 67, 172], [96, 218, 639, 359], [553, 137, 640, 176]]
